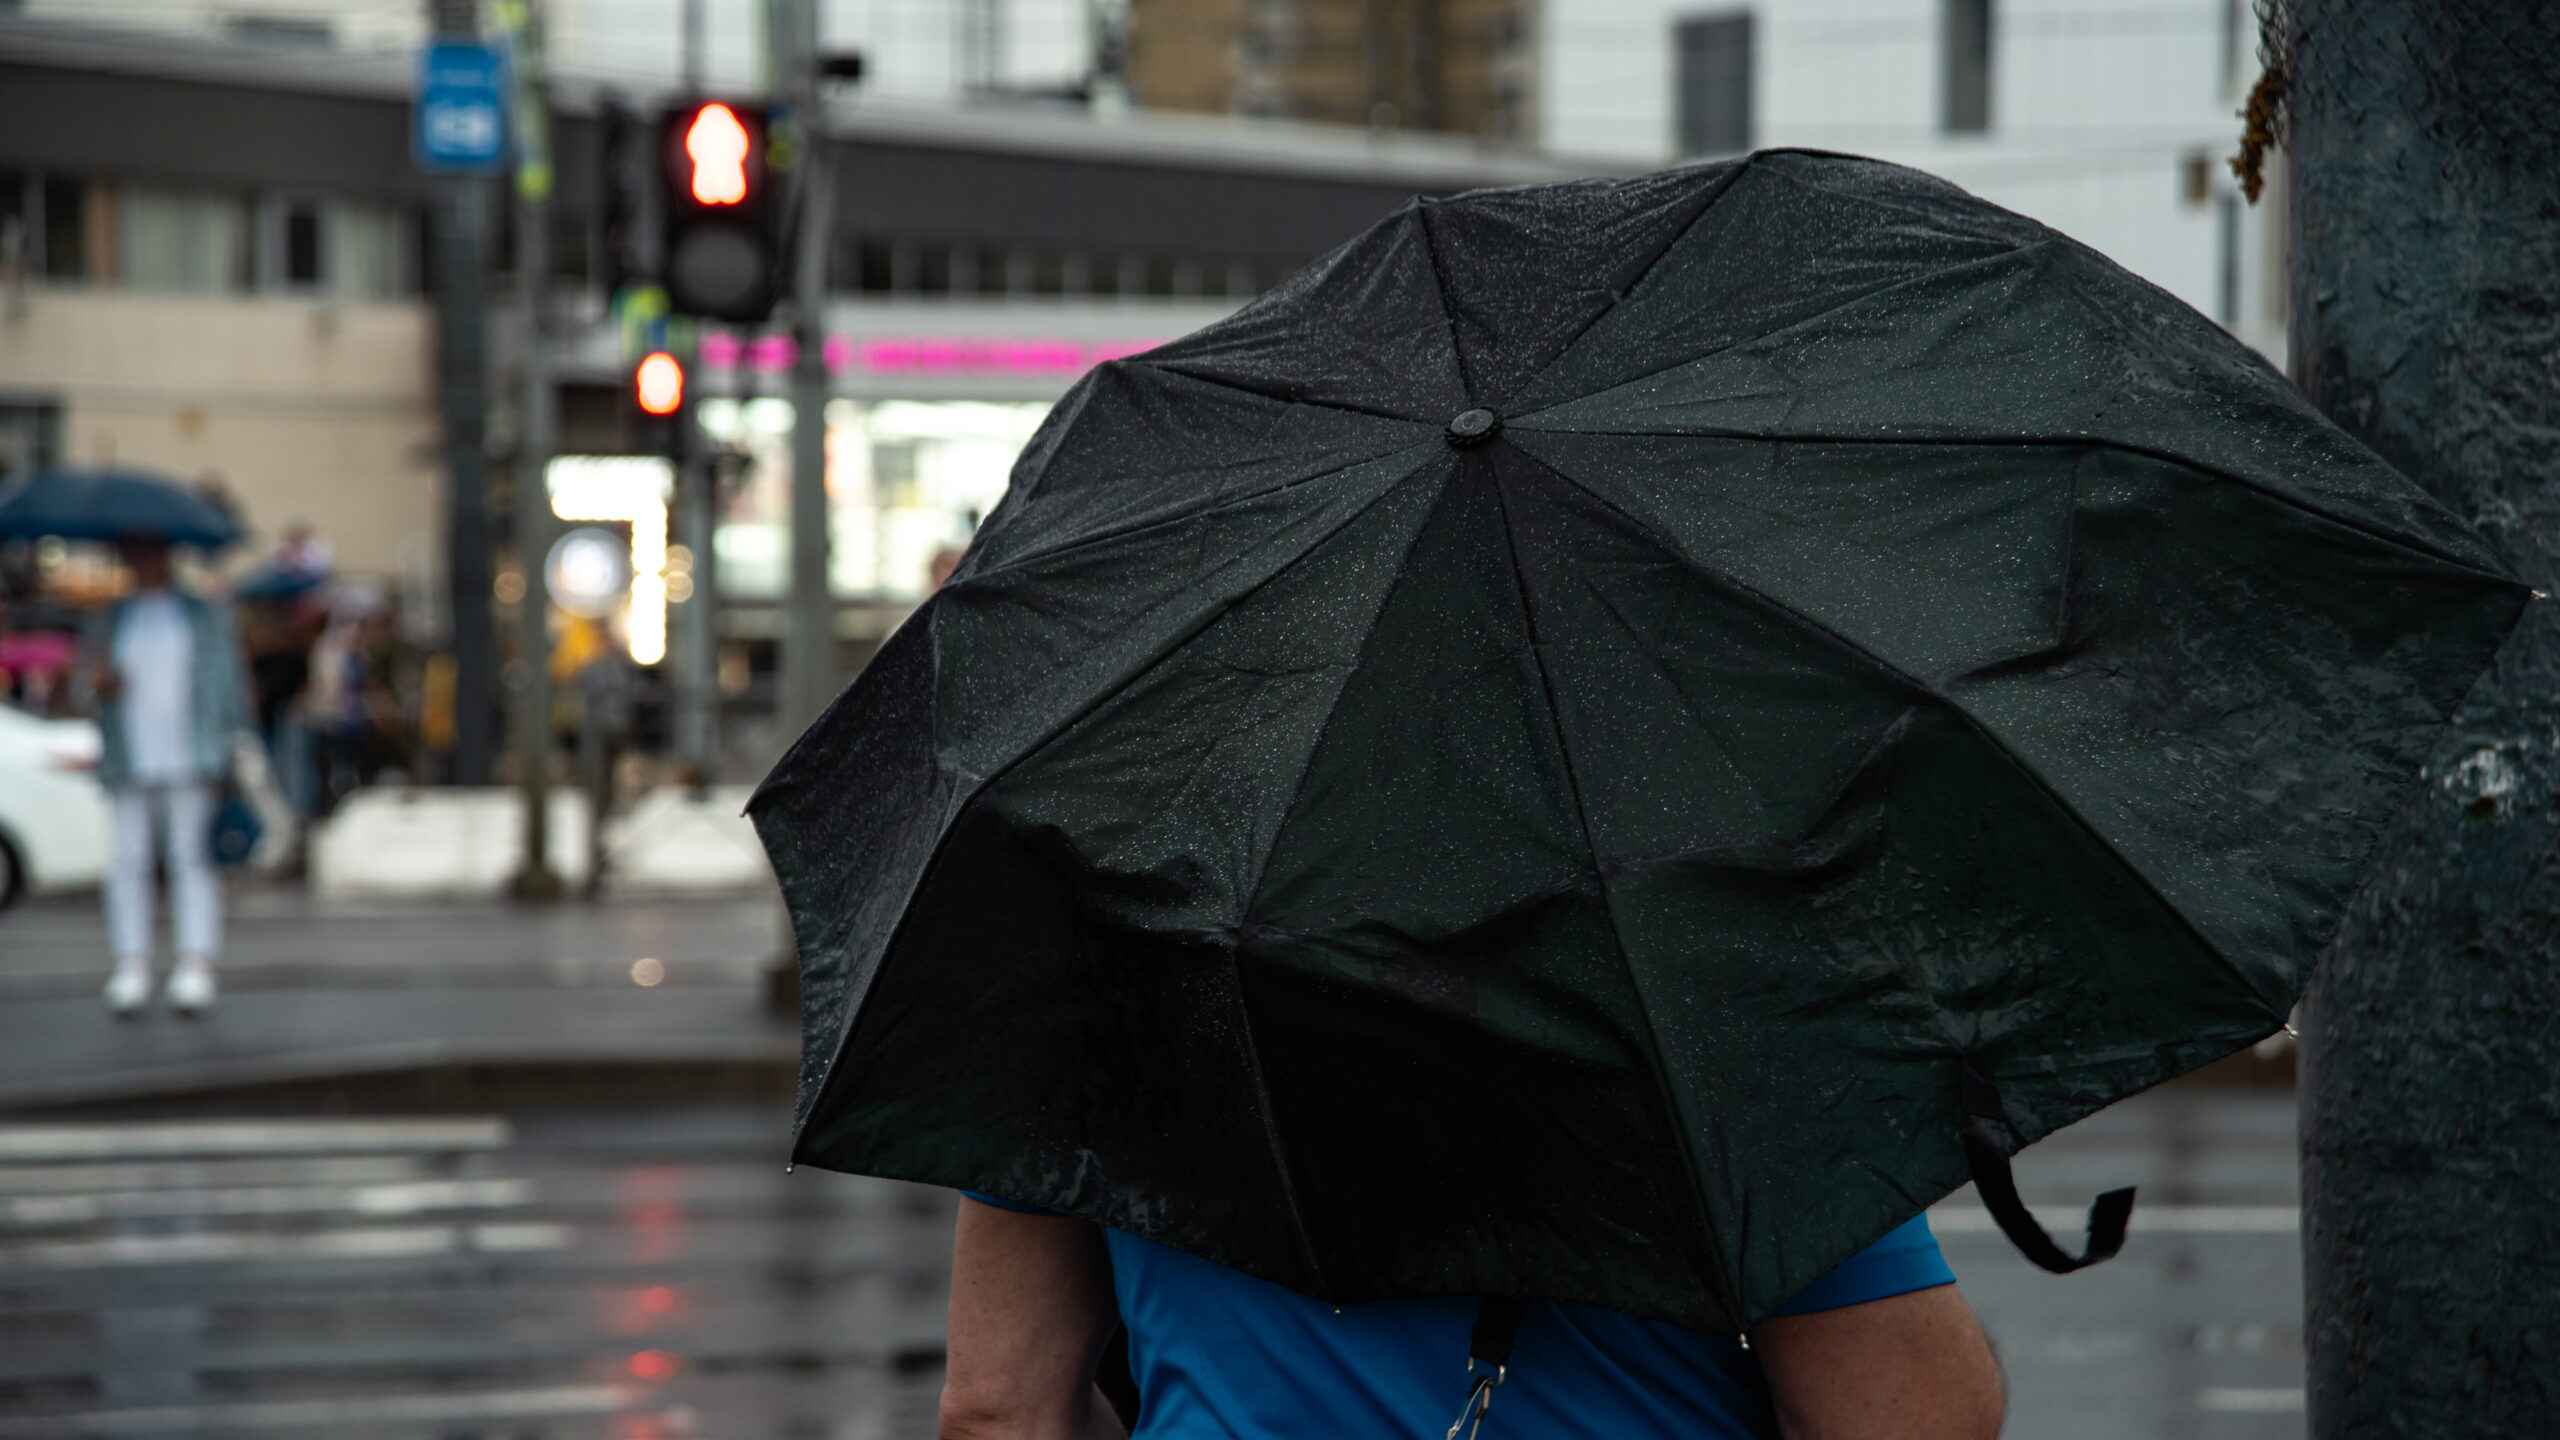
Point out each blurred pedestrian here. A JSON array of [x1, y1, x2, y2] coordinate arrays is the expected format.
[[301, 587, 382, 812], [239, 524, 332, 825], [269, 521, 331, 581], [77, 535, 248, 1016]]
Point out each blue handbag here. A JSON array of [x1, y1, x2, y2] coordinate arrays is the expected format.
[[209, 791, 262, 868]]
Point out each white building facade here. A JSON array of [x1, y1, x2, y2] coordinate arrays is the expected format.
[[1544, 0, 2287, 360]]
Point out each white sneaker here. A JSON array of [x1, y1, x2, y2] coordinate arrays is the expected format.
[[165, 958, 217, 1016], [105, 960, 154, 1017]]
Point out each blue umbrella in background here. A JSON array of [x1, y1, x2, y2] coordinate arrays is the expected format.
[[0, 468, 246, 549]]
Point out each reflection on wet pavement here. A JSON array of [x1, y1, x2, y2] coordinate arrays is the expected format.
[[0, 1105, 951, 1439], [0, 1087, 2302, 1439]]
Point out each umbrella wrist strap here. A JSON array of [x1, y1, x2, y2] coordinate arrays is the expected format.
[[1443, 1298, 1525, 1440], [1961, 1062, 2135, 1274]]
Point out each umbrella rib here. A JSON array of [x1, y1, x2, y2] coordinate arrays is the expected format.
[[964, 437, 1442, 582], [1503, 184, 2043, 418], [1507, 236, 2509, 582], [1219, 944, 1335, 1299], [1413, 199, 1486, 402], [1512, 423, 2513, 587], [1508, 243, 2056, 424], [1531, 451, 2290, 1020], [1497, 154, 1763, 410], [1476, 455, 1749, 1323], [1227, 459, 1469, 1303], [1125, 356, 1453, 427]]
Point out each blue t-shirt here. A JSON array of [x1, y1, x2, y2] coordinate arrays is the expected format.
[[963, 1194, 1955, 1440]]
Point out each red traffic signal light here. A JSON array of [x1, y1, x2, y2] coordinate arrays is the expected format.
[[685, 103, 752, 206], [658, 101, 779, 323], [635, 351, 684, 415]]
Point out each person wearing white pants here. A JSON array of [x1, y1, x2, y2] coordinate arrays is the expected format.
[[82, 535, 248, 1016], [105, 785, 222, 1011]]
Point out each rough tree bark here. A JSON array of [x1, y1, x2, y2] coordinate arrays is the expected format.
[[2291, 0, 2560, 1433]]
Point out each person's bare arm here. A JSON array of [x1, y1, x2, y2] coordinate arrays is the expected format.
[[1749, 1284, 2004, 1440], [940, 1197, 1128, 1440]]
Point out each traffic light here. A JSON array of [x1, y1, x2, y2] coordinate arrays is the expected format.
[[634, 351, 684, 416], [658, 100, 779, 323]]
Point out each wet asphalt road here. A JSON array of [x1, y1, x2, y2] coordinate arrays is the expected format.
[[0, 1104, 949, 1440], [0, 1086, 2302, 1440]]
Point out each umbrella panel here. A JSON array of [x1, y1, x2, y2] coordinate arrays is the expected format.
[[1513, 431, 2521, 1018], [1507, 154, 2040, 415]]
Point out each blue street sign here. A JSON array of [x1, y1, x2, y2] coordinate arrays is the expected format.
[[415, 41, 507, 174]]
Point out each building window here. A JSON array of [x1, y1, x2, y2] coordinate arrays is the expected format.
[[256, 195, 412, 299], [0, 400, 61, 493], [0, 172, 29, 283], [120, 187, 251, 294], [1943, 0, 1993, 133], [226, 14, 335, 48], [43, 178, 86, 281], [282, 199, 324, 286], [1674, 12, 1753, 158], [334, 203, 410, 298]]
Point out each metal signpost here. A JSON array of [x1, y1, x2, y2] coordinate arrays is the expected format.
[[416, 20, 505, 785], [502, 0, 564, 901]]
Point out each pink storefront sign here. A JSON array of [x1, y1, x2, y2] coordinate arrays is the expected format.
[[696, 333, 1164, 379]]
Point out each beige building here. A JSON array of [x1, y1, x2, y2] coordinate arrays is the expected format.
[[0, 22, 441, 588], [1130, 0, 1537, 140], [0, 284, 441, 585]]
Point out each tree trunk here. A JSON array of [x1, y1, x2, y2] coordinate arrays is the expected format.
[[2292, 1, 2560, 1432]]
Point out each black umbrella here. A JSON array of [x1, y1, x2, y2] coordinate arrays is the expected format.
[[752, 151, 2523, 1332], [0, 468, 245, 549]]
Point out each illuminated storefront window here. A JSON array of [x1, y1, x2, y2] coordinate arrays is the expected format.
[[696, 396, 1047, 601], [546, 454, 674, 664]]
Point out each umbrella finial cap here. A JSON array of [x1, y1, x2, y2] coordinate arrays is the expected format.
[[1446, 408, 1501, 448]]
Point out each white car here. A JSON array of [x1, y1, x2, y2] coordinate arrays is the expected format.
[[0, 703, 110, 905]]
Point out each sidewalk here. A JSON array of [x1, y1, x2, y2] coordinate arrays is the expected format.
[[0, 890, 799, 1111]]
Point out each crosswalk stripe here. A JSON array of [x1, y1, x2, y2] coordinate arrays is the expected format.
[[0, 1173, 529, 1214], [1930, 1203, 2299, 1234], [0, 1119, 511, 1161], [1, 1177, 535, 1225], [0, 1154, 427, 1196], [0, 1383, 631, 1435], [0, 1222, 570, 1269], [2198, 1386, 2307, 1412]]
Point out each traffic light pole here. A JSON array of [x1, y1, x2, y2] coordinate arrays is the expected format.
[[777, 0, 834, 738], [673, 364, 719, 781]]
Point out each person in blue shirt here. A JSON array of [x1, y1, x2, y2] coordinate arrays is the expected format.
[[941, 1193, 2001, 1440]]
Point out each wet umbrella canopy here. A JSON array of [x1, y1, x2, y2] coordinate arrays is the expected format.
[[752, 151, 2524, 1331], [0, 468, 245, 549]]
